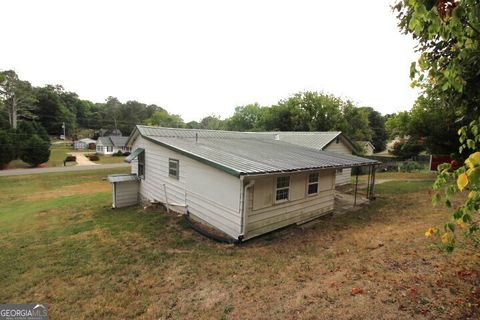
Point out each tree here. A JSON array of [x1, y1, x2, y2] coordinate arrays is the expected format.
[[0, 130, 15, 169], [34, 85, 76, 136], [394, 0, 480, 250], [146, 110, 185, 128], [199, 115, 226, 130], [385, 111, 411, 139], [0, 70, 36, 129], [20, 134, 51, 167], [341, 103, 372, 141], [226, 103, 267, 131], [361, 107, 388, 152]]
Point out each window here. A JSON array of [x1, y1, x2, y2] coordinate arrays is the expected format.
[[107, 146, 113, 152], [169, 159, 179, 179], [275, 176, 290, 202], [138, 151, 145, 179], [336, 168, 343, 174], [307, 173, 319, 195]]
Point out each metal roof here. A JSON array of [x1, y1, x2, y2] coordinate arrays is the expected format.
[[139, 134, 378, 177], [107, 174, 140, 183], [98, 136, 129, 147], [125, 148, 144, 163]]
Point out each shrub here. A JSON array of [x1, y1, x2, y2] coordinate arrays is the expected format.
[[400, 160, 424, 172], [65, 155, 76, 162], [20, 134, 51, 167], [123, 151, 131, 157], [0, 130, 15, 169], [88, 155, 99, 161], [113, 150, 124, 157]]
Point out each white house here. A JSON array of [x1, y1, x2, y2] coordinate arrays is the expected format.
[[73, 138, 96, 150], [96, 136, 130, 155], [108, 126, 378, 242], [356, 141, 376, 155]]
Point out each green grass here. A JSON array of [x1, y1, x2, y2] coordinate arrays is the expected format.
[[8, 146, 73, 169], [0, 171, 477, 319], [374, 180, 434, 194], [92, 154, 127, 164]]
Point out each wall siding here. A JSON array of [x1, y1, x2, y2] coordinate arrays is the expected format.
[[132, 137, 242, 238], [324, 141, 353, 185], [245, 169, 335, 239], [114, 181, 139, 208]]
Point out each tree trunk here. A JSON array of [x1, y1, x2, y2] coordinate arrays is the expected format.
[[12, 96, 17, 129]]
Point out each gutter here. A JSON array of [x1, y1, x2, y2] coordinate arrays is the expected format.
[[239, 177, 255, 240]]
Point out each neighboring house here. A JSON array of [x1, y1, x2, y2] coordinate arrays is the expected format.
[[74, 138, 97, 150], [356, 141, 375, 155], [96, 136, 130, 155], [108, 126, 378, 241], [268, 132, 357, 185]]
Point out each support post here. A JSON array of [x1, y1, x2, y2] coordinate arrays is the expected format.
[[354, 168, 359, 207], [370, 165, 377, 200], [366, 165, 371, 200]]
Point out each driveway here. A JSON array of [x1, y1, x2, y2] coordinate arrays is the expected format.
[[0, 163, 129, 177], [68, 152, 98, 166]]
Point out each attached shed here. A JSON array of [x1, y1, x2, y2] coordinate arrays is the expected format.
[[110, 126, 379, 242], [107, 174, 140, 208]]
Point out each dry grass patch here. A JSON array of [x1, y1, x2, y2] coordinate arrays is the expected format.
[[0, 172, 479, 319]]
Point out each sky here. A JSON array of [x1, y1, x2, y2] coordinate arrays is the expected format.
[[1, 0, 419, 122]]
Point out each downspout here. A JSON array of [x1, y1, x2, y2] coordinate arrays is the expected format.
[[239, 177, 255, 241]]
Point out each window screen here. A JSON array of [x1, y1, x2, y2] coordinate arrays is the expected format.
[[169, 159, 179, 179], [307, 173, 319, 195]]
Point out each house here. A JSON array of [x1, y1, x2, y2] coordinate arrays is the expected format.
[[73, 138, 97, 150], [96, 136, 130, 155], [108, 126, 378, 242], [356, 141, 375, 155], [267, 132, 357, 185]]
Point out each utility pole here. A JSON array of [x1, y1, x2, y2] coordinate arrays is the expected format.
[[61, 122, 66, 140]]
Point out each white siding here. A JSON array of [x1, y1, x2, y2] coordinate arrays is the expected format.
[[324, 140, 353, 185], [113, 181, 139, 208], [131, 137, 243, 238], [245, 170, 335, 239]]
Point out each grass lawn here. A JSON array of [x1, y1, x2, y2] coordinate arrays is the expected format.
[[0, 171, 479, 319], [90, 154, 127, 164], [7, 146, 73, 169]]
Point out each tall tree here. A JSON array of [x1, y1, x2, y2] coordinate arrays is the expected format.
[[360, 107, 388, 152], [0, 70, 36, 129], [226, 103, 267, 131]]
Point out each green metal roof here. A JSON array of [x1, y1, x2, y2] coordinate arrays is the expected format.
[[129, 126, 379, 177], [125, 147, 144, 163]]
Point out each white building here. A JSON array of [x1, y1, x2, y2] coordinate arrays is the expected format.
[[356, 140, 376, 155], [96, 136, 130, 155], [108, 126, 378, 242], [73, 138, 96, 150]]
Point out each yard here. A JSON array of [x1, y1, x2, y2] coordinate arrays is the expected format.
[[7, 145, 72, 169], [0, 170, 479, 319]]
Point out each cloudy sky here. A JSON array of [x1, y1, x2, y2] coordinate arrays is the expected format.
[[1, 0, 418, 122]]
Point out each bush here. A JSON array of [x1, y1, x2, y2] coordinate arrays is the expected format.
[[113, 150, 124, 157], [0, 130, 15, 169], [65, 155, 76, 162], [88, 155, 99, 161], [123, 151, 131, 157], [20, 134, 51, 167], [400, 160, 424, 172]]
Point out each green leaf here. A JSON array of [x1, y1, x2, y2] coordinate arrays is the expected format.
[[445, 222, 456, 232], [453, 209, 463, 220], [445, 199, 452, 208], [432, 192, 441, 205]]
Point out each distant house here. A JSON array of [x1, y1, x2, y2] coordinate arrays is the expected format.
[[74, 138, 97, 150], [108, 126, 378, 241], [96, 136, 130, 155], [268, 132, 357, 185], [356, 141, 375, 155]]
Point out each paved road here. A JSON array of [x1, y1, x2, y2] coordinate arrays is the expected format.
[[0, 163, 129, 177]]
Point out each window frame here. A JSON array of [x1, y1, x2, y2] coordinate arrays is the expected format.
[[307, 172, 319, 196], [275, 176, 290, 203], [168, 158, 180, 180], [138, 151, 145, 179]]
